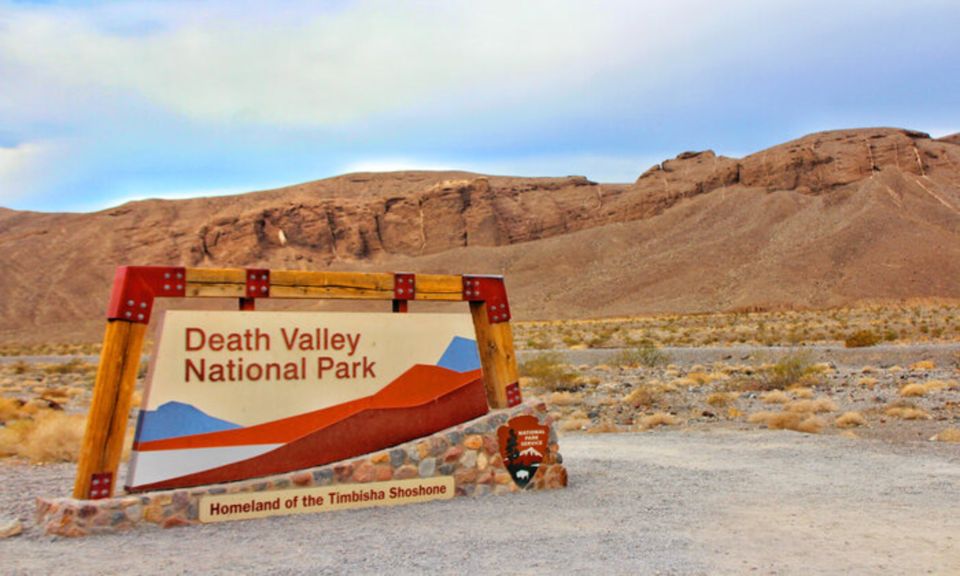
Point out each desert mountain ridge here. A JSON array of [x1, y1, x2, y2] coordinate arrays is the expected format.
[[2, 127, 960, 344]]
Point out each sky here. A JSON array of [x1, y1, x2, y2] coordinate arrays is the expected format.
[[1, 0, 958, 212]]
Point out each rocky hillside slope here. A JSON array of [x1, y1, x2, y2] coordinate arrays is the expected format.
[[1, 127, 959, 343]]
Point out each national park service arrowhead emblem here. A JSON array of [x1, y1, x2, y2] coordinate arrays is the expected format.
[[497, 415, 548, 488]]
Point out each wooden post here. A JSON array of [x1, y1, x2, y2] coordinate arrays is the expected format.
[[470, 301, 519, 409], [73, 320, 147, 499]]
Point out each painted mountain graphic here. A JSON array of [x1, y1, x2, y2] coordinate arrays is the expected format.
[[134, 366, 483, 451], [135, 401, 241, 442], [127, 365, 488, 491], [436, 336, 481, 372], [515, 450, 544, 467]]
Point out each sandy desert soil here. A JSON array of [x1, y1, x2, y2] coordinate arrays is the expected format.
[[1, 340, 958, 574], [1, 431, 958, 575]]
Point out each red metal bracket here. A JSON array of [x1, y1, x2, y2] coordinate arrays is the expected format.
[[462, 275, 511, 323], [393, 273, 416, 300], [505, 382, 522, 407], [246, 269, 270, 298], [88, 472, 113, 499], [106, 266, 186, 324]]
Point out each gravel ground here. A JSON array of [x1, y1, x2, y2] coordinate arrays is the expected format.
[[2, 430, 959, 575], [4, 342, 958, 368], [519, 343, 960, 369]]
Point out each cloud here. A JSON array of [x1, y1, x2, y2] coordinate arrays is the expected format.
[[339, 151, 667, 184], [75, 185, 256, 212], [0, 141, 65, 206], [465, 153, 667, 183], [0, 1, 634, 126], [339, 158, 457, 174], [0, 0, 820, 128], [1, 0, 958, 211]]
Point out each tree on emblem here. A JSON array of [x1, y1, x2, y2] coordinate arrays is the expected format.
[[505, 428, 519, 464]]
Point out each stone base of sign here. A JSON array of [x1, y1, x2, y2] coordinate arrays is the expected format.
[[37, 401, 567, 537]]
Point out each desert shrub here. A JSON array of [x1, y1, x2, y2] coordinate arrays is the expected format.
[[0, 396, 25, 423], [748, 411, 824, 434], [899, 383, 928, 397], [11, 361, 29, 375], [884, 402, 930, 420], [0, 420, 31, 456], [761, 390, 790, 404], [757, 352, 816, 390], [636, 412, 679, 430], [43, 358, 95, 376], [546, 391, 584, 406], [622, 386, 659, 408], [612, 342, 670, 368], [0, 411, 86, 462], [900, 380, 955, 397], [785, 398, 837, 413], [39, 387, 70, 402], [909, 360, 935, 371], [19, 411, 86, 463], [927, 379, 957, 391], [858, 377, 879, 389], [844, 330, 880, 348], [932, 428, 960, 443], [561, 335, 580, 347], [519, 353, 579, 391], [586, 333, 611, 348], [706, 392, 738, 407], [686, 371, 722, 385], [835, 412, 867, 428], [525, 337, 549, 349]]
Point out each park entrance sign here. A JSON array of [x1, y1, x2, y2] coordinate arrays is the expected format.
[[127, 310, 488, 491], [45, 266, 566, 535], [74, 267, 524, 500]]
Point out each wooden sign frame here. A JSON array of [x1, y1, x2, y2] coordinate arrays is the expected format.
[[75, 266, 521, 500]]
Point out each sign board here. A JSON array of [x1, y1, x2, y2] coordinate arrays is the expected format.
[[199, 477, 455, 523], [498, 415, 549, 488], [127, 310, 487, 491]]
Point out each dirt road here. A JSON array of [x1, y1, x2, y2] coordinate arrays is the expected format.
[[3, 430, 958, 575]]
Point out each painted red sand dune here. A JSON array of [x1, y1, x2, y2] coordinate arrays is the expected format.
[[128, 366, 489, 491], [136, 366, 482, 451]]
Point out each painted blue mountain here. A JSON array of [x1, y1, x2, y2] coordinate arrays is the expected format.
[[134, 401, 241, 443], [436, 336, 481, 373]]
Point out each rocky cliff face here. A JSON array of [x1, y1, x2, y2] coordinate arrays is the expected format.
[[190, 175, 610, 265], [1, 127, 959, 342], [108, 128, 959, 269]]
